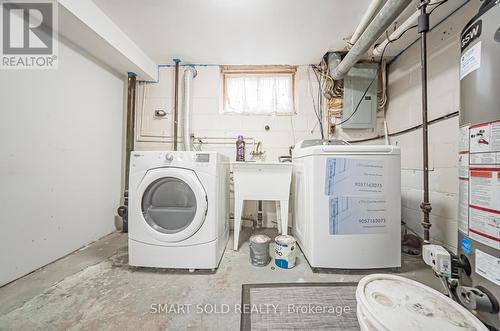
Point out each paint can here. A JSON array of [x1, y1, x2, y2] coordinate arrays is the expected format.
[[274, 235, 297, 269], [249, 234, 271, 266]]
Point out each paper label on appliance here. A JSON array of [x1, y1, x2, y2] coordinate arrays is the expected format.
[[458, 178, 469, 234], [460, 41, 481, 80], [468, 165, 500, 249], [459, 125, 470, 152], [475, 249, 500, 286], [470, 152, 499, 165], [325, 158, 384, 196], [469, 168, 500, 211], [470, 121, 500, 154], [329, 197, 387, 235], [469, 206, 500, 249], [491, 121, 500, 152]]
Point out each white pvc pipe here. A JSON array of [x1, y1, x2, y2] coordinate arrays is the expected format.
[[349, 0, 385, 46], [182, 67, 197, 151], [372, 1, 440, 56], [384, 118, 389, 145]]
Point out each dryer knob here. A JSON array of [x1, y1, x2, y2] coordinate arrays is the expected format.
[[165, 153, 174, 162]]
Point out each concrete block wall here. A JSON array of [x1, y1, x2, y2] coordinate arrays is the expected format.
[[135, 65, 322, 160], [385, 1, 480, 252], [134, 2, 480, 243], [135, 65, 322, 226]]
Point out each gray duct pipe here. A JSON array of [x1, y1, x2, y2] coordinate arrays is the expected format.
[[330, 0, 412, 80], [182, 67, 197, 151]]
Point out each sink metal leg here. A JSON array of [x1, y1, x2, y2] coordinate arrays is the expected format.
[[233, 199, 243, 251], [275, 201, 282, 233], [280, 199, 289, 235]]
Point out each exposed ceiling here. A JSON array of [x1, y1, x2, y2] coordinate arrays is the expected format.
[[92, 0, 372, 65], [92, 0, 471, 66]]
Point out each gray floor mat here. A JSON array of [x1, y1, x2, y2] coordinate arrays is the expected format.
[[241, 283, 359, 331]]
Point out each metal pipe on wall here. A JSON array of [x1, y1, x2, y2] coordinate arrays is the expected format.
[[330, 0, 412, 80], [117, 72, 137, 233], [124, 73, 137, 188], [182, 67, 197, 151], [418, 0, 432, 242], [173, 59, 180, 151]]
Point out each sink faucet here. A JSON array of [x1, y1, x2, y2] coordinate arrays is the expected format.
[[251, 141, 266, 161]]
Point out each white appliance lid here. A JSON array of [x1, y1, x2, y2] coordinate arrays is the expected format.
[[293, 139, 400, 158]]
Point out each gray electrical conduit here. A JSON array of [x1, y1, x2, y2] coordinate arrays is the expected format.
[[347, 111, 459, 144], [182, 67, 197, 151], [331, 0, 412, 80]]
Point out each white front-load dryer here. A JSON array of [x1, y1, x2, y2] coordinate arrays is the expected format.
[[128, 151, 229, 269]]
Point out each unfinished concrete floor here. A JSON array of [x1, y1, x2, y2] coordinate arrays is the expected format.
[[0, 229, 440, 330]]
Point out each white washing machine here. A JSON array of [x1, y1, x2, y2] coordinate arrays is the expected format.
[[292, 140, 401, 269], [128, 151, 229, 269]]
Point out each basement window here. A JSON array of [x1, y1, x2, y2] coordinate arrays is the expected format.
[[221, 66, 297, 115]]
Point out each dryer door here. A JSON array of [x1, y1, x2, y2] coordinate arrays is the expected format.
[[137, 168, 207, 243]]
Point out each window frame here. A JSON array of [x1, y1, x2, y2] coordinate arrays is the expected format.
[[220, 65, 297, 115]]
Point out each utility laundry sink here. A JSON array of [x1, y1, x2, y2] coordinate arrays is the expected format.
[[231, 162, 293, 250]]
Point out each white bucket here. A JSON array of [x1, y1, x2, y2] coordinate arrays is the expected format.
[[356, 274, 488, 331], [274, 235, 297, 269]]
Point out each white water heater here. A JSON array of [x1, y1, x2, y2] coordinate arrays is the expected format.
[[457, 1, 500, 329]]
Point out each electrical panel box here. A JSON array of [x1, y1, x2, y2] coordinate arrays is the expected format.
[[342, 63, 378, 129]]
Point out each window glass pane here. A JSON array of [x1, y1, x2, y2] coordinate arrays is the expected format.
[[226, 76, 245, 112], [224, 73, 294, 114], [245, 77, 259, 112], [276, 76, 292, 113], [259, 77, 275, 112]]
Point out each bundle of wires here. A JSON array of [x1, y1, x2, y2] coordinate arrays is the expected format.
[[307, 65, 325, 139], [310, 0, 448, 133], [308, 57, 334, 139], [333, 24, 417, 127]]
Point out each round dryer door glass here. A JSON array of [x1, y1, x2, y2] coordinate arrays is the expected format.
[[141, 177, 198, 234]]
